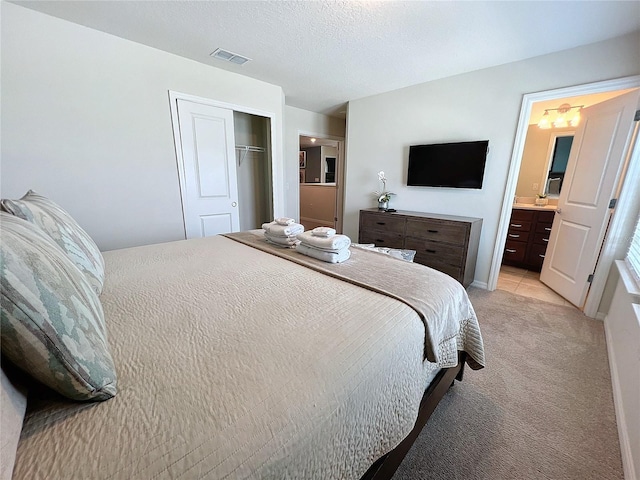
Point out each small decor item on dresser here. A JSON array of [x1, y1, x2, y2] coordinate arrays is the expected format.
[[535, 193, 549, 206], [373, 171, 395, 210]]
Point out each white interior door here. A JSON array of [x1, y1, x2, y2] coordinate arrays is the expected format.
[[176, 99, 239, 238], [540, 90, 640, 307]]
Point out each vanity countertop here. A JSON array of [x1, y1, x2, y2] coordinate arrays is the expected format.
[[513, 203, 558, 211]]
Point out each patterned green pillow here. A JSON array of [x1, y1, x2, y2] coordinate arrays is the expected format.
[[1, 191, 105, 294], [0, 213, 117, 401]]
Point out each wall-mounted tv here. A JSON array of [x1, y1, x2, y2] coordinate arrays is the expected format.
[[407, 140, 489, 189]]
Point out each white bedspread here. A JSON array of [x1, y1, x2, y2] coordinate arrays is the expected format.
[[13, 235, 483, 479]]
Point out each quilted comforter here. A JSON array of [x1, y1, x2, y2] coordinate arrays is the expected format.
[[13, 234, 484, 479]]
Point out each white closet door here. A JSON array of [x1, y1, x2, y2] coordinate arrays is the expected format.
[[176, 99, 239, 238]]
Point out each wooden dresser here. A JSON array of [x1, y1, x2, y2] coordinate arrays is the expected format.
[[358, 209, 482, 288], [502, 208, 555, 271]]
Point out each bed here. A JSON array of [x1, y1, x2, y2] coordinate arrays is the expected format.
[[1, 196, 484, 480]]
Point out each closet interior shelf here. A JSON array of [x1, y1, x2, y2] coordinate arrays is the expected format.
[[235, 145, 265, 165]]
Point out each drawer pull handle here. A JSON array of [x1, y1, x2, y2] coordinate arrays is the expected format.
[[543, 238, 549, 242], [376, 239, 385, 243], [545, 227, 551, 231], [425, 249, 436, 254], [427, 229, 439, 233], [539, 254, 545, 258], [376, 222, 386, 225], [510, 224, 522, 228], [506, 249, 517, 253], [508, 234, 520, 238]]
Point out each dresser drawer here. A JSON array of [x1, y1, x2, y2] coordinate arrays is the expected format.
[[537, 211, 555, 223], [510, 209, 535, 221], [414, 255, 462, 282], [507, 220, 532, 232], [506, 230, 531, 243], [528, 243, 548, 269], [503, 240, 527, 263], [405, 219, 468, 246], [360, 212, 406, 233], [536, 222, 553, 234], [359, 230, 405, 249], [405, 238, 465, 267], [533, 231, 551, 245]]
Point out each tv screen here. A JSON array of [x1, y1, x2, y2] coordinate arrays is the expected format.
[[407, 140, 489, 189]]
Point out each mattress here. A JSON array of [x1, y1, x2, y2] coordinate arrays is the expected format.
[[13, 235, 483, 479]]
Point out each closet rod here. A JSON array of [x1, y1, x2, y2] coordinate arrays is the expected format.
[[235, 145, 266, 165]]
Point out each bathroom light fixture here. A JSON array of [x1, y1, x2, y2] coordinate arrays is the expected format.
[[310, 138, 316, 143], [538, 103, 584, 129]]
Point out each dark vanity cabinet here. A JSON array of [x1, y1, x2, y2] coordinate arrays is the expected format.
[[502, 208, 555, 271]]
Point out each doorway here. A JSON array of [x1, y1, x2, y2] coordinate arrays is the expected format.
[[298, 134, 345, 232], [490, 76, 640, 317]]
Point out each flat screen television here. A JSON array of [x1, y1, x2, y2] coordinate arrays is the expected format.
[[407, 140, 489, 189]]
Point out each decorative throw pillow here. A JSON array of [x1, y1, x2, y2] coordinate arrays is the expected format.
[[0, 213, 117, 401], [1, 190, 105, 294]]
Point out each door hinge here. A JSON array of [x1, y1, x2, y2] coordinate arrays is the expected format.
[[609, 198, 617, 209], [587, 274, 594, 283], [634, 109, 640, 122]]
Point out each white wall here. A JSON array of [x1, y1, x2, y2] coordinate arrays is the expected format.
[[345, 32, 640, 286], [604, 261, 640, 480], [1, 3, 285, 251], [284, 106, 345, 221]]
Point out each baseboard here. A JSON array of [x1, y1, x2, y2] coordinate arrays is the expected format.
[[595, 312, 606, 321], [604, 317, 637, 480], [470, 280, 488, 290]]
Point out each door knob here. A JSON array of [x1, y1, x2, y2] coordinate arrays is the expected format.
[[555, 208, 562, 214], [231, 202, 237, 207]]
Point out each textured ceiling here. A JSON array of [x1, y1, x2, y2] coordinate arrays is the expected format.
[[13, 1, 640, 117]]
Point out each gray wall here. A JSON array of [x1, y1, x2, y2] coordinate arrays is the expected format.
[[345, 31, 640, 287], [1, 2, 285, 251]]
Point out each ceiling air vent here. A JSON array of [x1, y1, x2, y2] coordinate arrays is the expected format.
[[210, 48, 251, 66]]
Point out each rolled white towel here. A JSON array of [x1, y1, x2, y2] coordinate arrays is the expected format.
[[275, 217, 295, 226], [312, 226, 336, 237], [262, 222, 304, 237], [296, 243, 351, 264], [265, 233, 299, 247], [296, 231, 351, 251]]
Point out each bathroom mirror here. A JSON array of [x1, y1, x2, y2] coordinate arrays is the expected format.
[[543, 133, 574, 197]]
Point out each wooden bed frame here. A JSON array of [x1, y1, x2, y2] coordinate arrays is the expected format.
[[360, 352, 467, 480]]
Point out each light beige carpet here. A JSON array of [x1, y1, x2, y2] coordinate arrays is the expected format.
[[393, 288, 623, 480]]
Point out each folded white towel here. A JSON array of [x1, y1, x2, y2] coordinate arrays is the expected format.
[[298, 241, 344, 254], [264, 233, 299, 247], [312, 226, 336, 237], [262, 222, 304, 237], [296, 243, 351, 263], [296, 231, 351, 251], [275, 217, 295, 226]]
